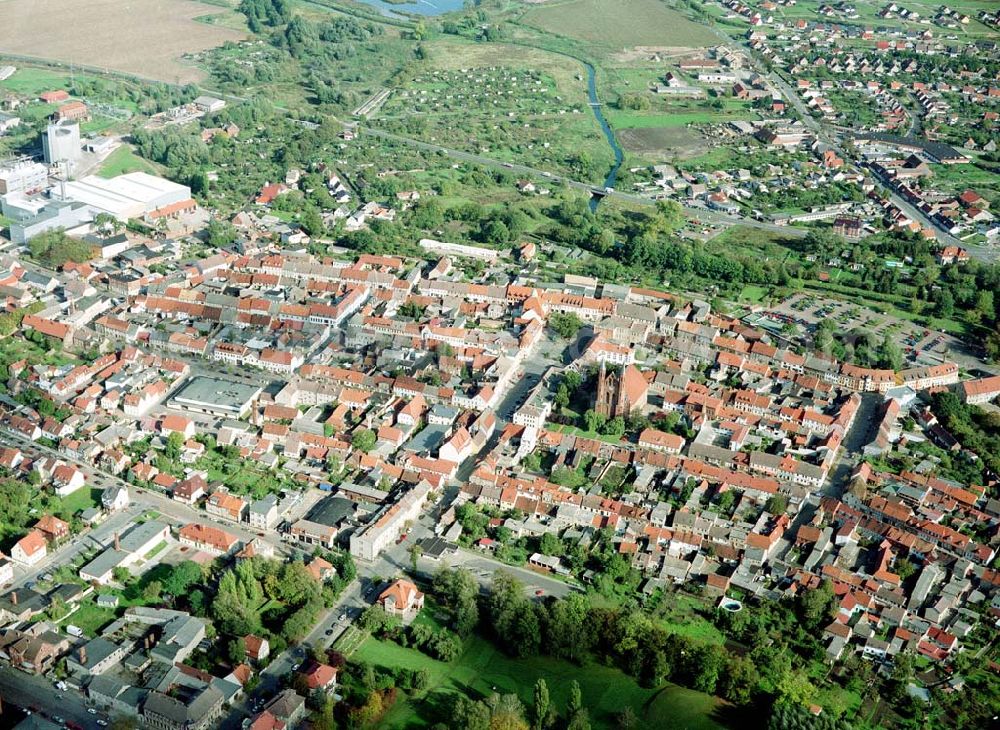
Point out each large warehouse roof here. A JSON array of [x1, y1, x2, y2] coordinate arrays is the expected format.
[[58, 171, 191, 219]]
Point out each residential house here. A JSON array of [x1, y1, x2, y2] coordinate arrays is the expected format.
[[244, 634, 270, 664], [377, 579, 424, 621], [11, 531, 47, 566]]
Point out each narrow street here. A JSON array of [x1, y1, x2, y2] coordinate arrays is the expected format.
[[825, 392, 884, 499], [0, 667, 105, 728]]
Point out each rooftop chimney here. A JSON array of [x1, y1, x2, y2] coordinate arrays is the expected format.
[[10, 592, 16, 606], [79, 646, 87, 665], [114, 532, 120, 551]]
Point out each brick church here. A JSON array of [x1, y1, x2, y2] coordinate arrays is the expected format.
[[594, 361, 648, 419]]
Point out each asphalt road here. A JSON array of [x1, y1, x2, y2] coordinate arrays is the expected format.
[[0, 667, 107, 728], [443, 552, 577, 599]]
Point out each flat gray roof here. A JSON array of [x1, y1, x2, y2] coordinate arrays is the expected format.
[[119, 520, 168, 554], [169, 376, 262, 414], [80, 549, 130, 580]]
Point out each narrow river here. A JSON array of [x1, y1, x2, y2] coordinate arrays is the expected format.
[[584, 62, 624, 211]]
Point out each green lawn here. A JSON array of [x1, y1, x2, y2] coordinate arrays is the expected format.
[[353, 632, 729, 729], [649, 590, 727, 645], [61, 601, 115, 638], [522, 0, 717, 49], [56, 487, 101, 520], [643, 686, 733, 730], [549, 423, 625, 444], [81, 117, 123, 136], [0, 334, 78, 368], [739, 285, 768, 303], [144, 540, 169, 560], [0, 67, 73, 96], [97, 146, 161, 178]]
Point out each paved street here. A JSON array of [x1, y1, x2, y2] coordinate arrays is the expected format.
[[775, 391, 883, 563], [0, 667, 107, 728], [442, 552, 577, 599]]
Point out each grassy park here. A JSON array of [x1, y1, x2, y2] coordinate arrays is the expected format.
[[351, 629, 730, 729]]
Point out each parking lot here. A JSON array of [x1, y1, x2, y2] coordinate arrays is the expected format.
[[769, 293, 988, 371]]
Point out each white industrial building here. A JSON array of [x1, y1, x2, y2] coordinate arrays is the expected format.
[[3, 170, 193, 244], [193, 95, 226, 113], [418, 238, 501, 262], [0, 160, 48, 195], [42, 120, 81, 166], [4, 199, 93, 245], [56, 172, 193, 221]]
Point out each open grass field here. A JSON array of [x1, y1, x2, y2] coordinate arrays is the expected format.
[[607, 110, 731, 129], [0, 0, 246, 83], [549, 423, 625, 444], [522, 0, 717, 49], [59, 600, 115, 638], [0, 66, 75, 95], [97, 146, 161, 178], [353, 631, 730, 729], [740, 284, 769, 303]]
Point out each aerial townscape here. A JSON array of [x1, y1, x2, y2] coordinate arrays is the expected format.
[[0, 1, 998, 729]]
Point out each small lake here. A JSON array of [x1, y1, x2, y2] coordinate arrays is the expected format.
[[352, 0, 467, 18]]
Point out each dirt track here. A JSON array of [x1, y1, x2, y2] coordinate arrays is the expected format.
[[0, 0, 246, 83]]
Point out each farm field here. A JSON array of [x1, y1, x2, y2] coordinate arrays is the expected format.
[[522, 0, 718, 50], [0, 0, 247, 83], [607, 110, 737, 129], [352, 630, 731, 729]]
